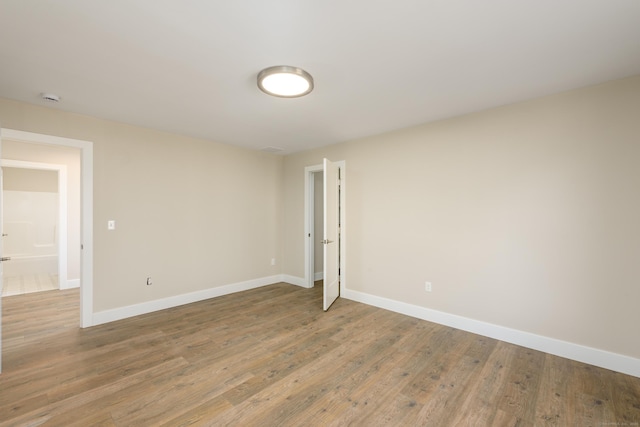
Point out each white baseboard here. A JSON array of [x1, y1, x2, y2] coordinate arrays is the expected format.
[[92, 275, 283, 326], [281, 274, 309, 288], [60, 279, 80, 290], [342, 288, 640, 378], [314, 272, 323, 281]]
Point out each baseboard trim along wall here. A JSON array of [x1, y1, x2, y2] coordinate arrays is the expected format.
[[91, 275, 638, 378], [92, 275, 285, 326], [281, 274, 309, 288], [342, 288, 640, 379]]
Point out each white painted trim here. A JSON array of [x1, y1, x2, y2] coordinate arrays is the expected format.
[[314, 272, 323, 281], [61, 279, 80, 290], [1, 159, 69, 288], [1, 129, 93, 328], [93, 275, 284, 326], [281, 274, 307, 288], [342, 288, 640, 378]]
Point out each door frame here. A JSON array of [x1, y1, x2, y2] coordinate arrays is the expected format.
[[1, 159, 70, 290], [304, 161, 346, 291], [1, 128, 94, 328]]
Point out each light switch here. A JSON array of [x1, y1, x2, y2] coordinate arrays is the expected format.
[[108, 220, 116, 230]]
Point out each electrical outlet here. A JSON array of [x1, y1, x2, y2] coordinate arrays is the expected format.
[[425, 281, 432, 292], [107, 220, 116, 230], [146, 277, 152, 286]]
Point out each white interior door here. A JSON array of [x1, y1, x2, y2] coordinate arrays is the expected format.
[[323, 158, 339, 311]]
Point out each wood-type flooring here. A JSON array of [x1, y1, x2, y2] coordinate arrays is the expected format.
[[1, 283, 639, 426]]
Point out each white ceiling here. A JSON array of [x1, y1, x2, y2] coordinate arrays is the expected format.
[[1, 1, 639, 154]]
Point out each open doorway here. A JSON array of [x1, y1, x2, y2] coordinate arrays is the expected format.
[[312, 170, 324, 284], [1, 128, 94, 373], [1, 161, 69, 296], [304, 161, 346, 307], [305, 165, 323, 289]]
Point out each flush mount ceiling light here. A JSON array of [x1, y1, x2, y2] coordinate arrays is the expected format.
[[257, 65, 314, 98]]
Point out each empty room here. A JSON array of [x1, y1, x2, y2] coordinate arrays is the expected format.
[[1, 1, 639, 426]]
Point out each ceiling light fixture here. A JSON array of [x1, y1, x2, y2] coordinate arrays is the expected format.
[[257, 66, 314, 98]]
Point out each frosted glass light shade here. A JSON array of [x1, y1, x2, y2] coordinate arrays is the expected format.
[[257, 66, 314, 98]]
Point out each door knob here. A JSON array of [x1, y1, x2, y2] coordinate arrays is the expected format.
[[321, 239, 334, 244], [0, 257, 11, 262]]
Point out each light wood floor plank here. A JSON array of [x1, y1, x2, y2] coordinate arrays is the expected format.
[[1, 283, 639, 426]]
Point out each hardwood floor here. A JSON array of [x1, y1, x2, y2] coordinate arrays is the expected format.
[[1, 283, 639, 426]]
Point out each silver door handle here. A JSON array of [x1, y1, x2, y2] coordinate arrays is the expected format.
[[0, 257, 11, 262], [321, 239, 334, 244]]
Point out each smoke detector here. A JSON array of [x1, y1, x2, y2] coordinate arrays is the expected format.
[[41, 93, 61, 103]]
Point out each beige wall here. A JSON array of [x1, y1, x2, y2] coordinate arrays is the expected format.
[[2, 141, 81, 280], [3, 167, 58, 192], [0, 98, 284, 312], [2, 75, 638, 361], [283, 75, 640, 359]]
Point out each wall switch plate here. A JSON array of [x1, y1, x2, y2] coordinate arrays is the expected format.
[[271, 258, 276, 266], [108, 220, 116, 230], [425, 281, 432, 292]]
